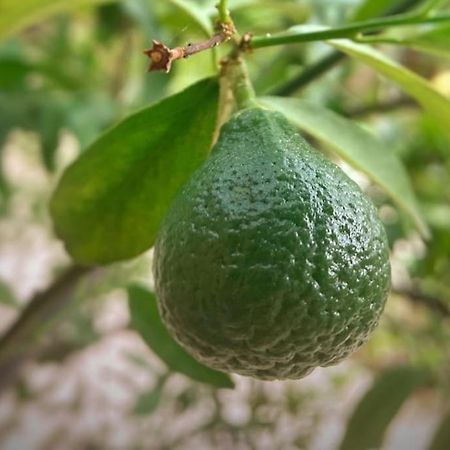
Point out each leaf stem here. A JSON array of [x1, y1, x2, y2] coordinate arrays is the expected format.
[[251, 13, 450, 49]]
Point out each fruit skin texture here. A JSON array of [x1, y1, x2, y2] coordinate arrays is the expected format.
[[153, 108, 391, 380]]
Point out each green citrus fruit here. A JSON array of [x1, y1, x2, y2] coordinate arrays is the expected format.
[[153, 107, 390, 380]]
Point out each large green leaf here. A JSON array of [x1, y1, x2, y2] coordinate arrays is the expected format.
[[328, 39, 450, 142], [127, 284, 234, 389], [428, 411, 450, 450], [0, 0, 112, 39], [259, 96, 429, 237], [51, 78, 219, 265], [339, 366, 430, 450]]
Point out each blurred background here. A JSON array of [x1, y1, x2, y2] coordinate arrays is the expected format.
[[0, 0, 449, 449]]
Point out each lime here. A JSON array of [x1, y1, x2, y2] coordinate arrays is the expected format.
[[153, 107, 390, 380]]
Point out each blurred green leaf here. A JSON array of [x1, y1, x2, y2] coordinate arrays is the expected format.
[[50, 78, 219, 265], [339, 366, 430, 450], [231, 0, 308, 32], [133, 373, 168, 416], [422, 203, 450, 230], [39, 104, 62, 172], [0, 0, 113, 39], [127, 284, 234, 389], [383, 24, 450, 59], [415, 0, 450, 14], [168, 0, 213, 36], [328, 40, 450, 142], [259, 96, 429, 237], [134, 388, 163, 415], [0, 56, 32, 89], [351, 0, 397, 21], [0, 279, 19, 308], [428, 411, 450, 450]]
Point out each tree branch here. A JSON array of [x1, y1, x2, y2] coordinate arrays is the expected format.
[[345, 96, 418, 117], [250, 13, 450, 49], [270, 0, 425, 96], [0, 266, 94, 393], [393, 288, 450, 317]]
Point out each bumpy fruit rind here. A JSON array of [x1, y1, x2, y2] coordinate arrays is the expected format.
[[154, 108, 391, 380]]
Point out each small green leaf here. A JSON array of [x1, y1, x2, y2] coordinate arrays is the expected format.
[[134, 389, 162, 415], [0, 0, 112, 40], [259, 96, 429, 238], [327, 39, 450, 142], [127, 284, 234, 389], [40, 104, 62, 172], [133, 376, 167, 416], [0, 279, 19, 308], [339, 366, 430, 450], [428, 411, 450, 450], [51, 78, 219, 265]]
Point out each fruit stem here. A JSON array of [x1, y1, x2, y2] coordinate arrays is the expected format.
[[223, 56, 258, 110]]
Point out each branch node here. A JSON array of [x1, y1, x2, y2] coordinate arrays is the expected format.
[[239, 32, 253, 53]]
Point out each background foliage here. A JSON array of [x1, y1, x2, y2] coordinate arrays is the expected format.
[[0, 0, 449, 449]]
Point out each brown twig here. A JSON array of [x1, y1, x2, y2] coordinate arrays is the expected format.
[[144, 22, 235, 73], [394, 288, 450, 318], [0, 266, 95, 394], [345, 96, 418, 117]]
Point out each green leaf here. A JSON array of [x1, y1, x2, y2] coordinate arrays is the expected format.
[[133, 373, 168, 416], [259, 96, 429, 238], [422, 203, 450, 230], [50, 78, 219, 265], [351, 0, 398, 21], [428, 411, 450, 450], [339, 366, 430, 450], [168, 0, 214, 36], [127, 284, 234, 389], [386, 24, 450, 60], [0, 56, 32, 89], [0, 279, 19, 308], [134, 388, 163, 415], [40, 104, 62, 172], [0, 0, 112, 40], [415, 0, 450, 14], [327, 39, 450, 142]]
